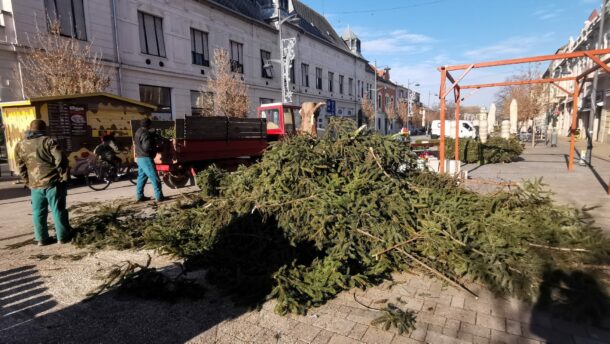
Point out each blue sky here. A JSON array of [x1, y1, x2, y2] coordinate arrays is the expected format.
[[305, 0, 603, 107]]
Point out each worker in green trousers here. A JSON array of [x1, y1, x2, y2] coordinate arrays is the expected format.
[[15, 119, 71, 245]]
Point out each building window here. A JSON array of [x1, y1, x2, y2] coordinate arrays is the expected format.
[[260, 98, 274, 105], [191, 28, 209, 67], [191, 90, 213, 116], [328, 72, 334, 93], [301, 63, 309, 87], [261, 50, 272, 79], [230, 41, 244, 73], [339, 75, 344, 94], [361, 82, 364, 98], [348, 78, 354, 96], [140, 85, 171, 115], [138, 12, 166, 57], [316, 68, 323, 90], [279, 0, 289, 9], [44, 0, 87, 40], [289, 60, 296, 84], [378, 94, 382, 107]]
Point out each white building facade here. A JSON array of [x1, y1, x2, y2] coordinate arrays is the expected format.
[[545, 7, 610, 143], [0, 0, 378, 127]]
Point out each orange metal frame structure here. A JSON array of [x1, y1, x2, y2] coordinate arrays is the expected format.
[[437, 48, 610, 192]]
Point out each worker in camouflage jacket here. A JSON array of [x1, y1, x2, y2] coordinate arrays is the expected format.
[[15, 119, 71, 246]]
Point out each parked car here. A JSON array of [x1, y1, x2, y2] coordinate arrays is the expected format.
[[430, 120, 477, 139]]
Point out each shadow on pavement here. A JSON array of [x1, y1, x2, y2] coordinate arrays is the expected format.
[[563, 154, 577, 168], [0, 179, 135, 205], [587, 164, 610, 194], [1, 213, 305, 344], [0, 266, 58, 333], [0, 264, 246, 344], [0, 184, 29, 202], [573, 150, 610, 193], [529, 269, 610, 343]]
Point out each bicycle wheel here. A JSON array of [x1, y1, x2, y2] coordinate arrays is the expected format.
[[86, 165, 112, 191], [125, 164, 138, 185]]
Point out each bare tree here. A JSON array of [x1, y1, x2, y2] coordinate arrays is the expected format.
[[360, 97, 375, 125], [411, 103, 424, 128], [495, 65, 545, 123], [385, 99, 398, 124], [397, 101, 409, 127], [202, 48, 249, 118], [19, 21, 110, 97]]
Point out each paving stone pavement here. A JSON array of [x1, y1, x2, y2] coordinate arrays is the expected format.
[[1, 139, 610, 343], [2, 243, 607, 344], [184, 272, 610, 344], [463, 138, 610, 235]]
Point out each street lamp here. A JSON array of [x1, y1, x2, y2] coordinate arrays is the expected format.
[[263, 7, 300, 104], [427, 91, 439, 108], [277, 5, 300, 104]]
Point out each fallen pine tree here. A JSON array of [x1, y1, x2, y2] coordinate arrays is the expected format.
[[73, 119, 609, 323]]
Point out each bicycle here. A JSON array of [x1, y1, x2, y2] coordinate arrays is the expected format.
[[84, 157, 137, 191]]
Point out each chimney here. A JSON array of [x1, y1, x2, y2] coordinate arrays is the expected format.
[[259, 0, 291, 21], [383, 67, 391, 81]]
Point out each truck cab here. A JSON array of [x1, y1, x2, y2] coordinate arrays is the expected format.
[[257, 103, 302, 140]]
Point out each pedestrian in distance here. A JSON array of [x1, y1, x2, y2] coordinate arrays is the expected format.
[[14, 119, 71, 246], [134, 118, 164, 202]]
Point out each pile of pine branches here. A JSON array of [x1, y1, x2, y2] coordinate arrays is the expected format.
[[73, 119, 609, 319], [444, 136, 523, 163]]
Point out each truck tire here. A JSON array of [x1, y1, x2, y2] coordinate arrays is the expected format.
[[163, 168, 191, 189]]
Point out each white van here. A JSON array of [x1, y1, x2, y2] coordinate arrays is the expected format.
[[430, 120, 477, 139]]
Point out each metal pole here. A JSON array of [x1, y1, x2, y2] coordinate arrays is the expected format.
[[407, 80, 412, 120], [374, 60, 378, 131], [440, 68, 447, 174], [395, 81, 399, 132], [529, 85, 532, 148], [111, 0, 123, 96], [278, 3, 285, 104], [569, 79, 580, 171], [455, 88, 461, 176], [427, 91, 432, 132], [587, 0, 608, 163]]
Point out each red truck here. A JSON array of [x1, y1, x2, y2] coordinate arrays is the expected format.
[[133, 103, 301, 188]]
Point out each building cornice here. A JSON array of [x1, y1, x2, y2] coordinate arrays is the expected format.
[[197, 0, 371, 67], [194, 0, 276, 31]]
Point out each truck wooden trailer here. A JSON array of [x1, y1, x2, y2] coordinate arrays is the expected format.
[[131, 103, 303, 188], [131, 116, 268, 188]]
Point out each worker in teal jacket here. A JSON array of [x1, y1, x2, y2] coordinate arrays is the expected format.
[[133, 118, 164, 202], [14, 119, 71, 245]]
